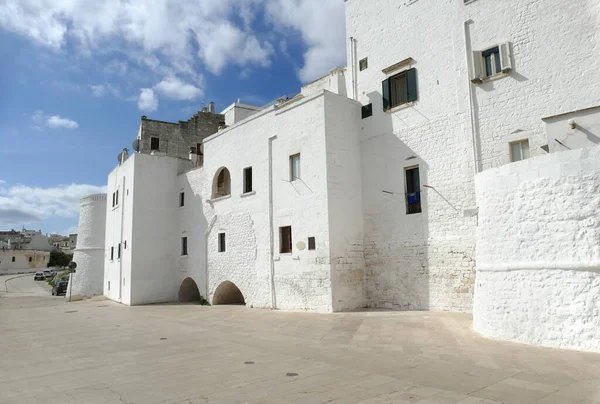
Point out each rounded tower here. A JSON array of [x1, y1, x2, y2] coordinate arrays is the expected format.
[[67, 193, 107, 300]]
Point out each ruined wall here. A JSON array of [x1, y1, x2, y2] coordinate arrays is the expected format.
[[474, 146, 600, 353], [137, 111, 224, 160]]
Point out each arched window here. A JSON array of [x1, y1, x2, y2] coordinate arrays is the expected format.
[[212, 167, 231, 198]]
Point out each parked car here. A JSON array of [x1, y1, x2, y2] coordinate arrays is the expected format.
[[34, 272, 45, 281], [43, 270, 53, 279], [52, 280, 69, 296]]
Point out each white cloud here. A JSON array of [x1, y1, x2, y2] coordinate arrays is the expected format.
[[90, 84, 120, 98], [32, 111, 79, 130], [265, 0, 346, 82], [138, 88, 158, 112], [47, 115, 79, 129], [0, 183, 107, 227], [154, 76, 203, 101], [0, 180, 6, 184]]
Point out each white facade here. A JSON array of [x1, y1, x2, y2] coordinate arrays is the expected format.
[[68, 194, 107, 299], [81, 0, 600, 352]]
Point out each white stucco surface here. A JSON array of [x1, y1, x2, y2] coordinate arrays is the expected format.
[[68, 194, 107, 299], [474, 146, 600, 352]]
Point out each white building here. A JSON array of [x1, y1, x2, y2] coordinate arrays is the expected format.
[[71, 0, 600, 352], [0, 235, 53, 274]]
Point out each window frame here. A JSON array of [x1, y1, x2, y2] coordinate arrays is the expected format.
[[382, 67, 418, 111], [181, 237, 188, 256], [279, 226, 292, 254], [218, 233, 226, 253], [289, 154, 301, 181], [361, 104, 373, 119], [243, 167, 253, 194], [404, 166, 422, 215], [509, 139, 530, 162], [472, 42, 512, 83], [359, 57, 368, 71]]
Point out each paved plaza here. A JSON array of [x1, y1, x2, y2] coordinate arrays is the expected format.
[[1, 275, 599, 404]]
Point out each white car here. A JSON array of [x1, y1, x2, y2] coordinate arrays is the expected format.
[[42, 270, 53, 279]]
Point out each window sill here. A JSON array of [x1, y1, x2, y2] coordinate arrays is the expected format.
[[471, 70, 511, 85], [181, 255, 188, 258], [384, 102, 414, 114], [209, 194, 231, 203], [240, 191, 256, 198]]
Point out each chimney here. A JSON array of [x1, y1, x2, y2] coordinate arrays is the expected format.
[[209, 102, 215, 114]]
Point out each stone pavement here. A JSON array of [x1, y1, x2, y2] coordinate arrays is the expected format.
[[1, 277, 599, 403]]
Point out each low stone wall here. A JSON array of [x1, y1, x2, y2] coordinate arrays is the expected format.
[[474, 146, 600, 352]]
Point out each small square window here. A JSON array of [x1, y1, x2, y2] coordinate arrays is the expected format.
[[510, 139, 530, 162], [150, 137, 160, 150], [405, 166, 422, 215], [482, 46, 501, 77], [181, 237, 188, 256], [179, 191, 185, 207], [308, 237, 316, 251], [382, 68, 417, 111], [472, 43, 512, 83], [290, 154, 300, 181], [280, 226, 292, 254], [218, 233, 226, 252], [243, 167, 253, 193], [359, 57, 368, 71], [361, 104, 373, 119]]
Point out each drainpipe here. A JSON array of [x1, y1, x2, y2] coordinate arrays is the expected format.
[[464, 19, 481, 174], [204, 215, 217, 301], [119, 175, 126, 302], [350, 37, 358, 101], [268, 135, 277, 309]]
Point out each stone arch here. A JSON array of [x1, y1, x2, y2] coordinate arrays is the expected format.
[[178, 277, 201, 303], [212, 167, 231, 198], [212, 281, 245, 305]]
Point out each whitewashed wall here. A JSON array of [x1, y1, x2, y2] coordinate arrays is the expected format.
[[69, 193, 106, 299], [474, 146, 600, 352], [544, 107, 600, 154]]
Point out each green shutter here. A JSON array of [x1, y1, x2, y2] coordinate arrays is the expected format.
[[406, 68, 418, 103], [382, 78, 391, 111]]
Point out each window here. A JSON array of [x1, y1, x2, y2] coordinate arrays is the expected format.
[[110, 247, 114, 261], [108, 281, 110, 291], [218, 233, 226, 252], [181, 237, 188, 256], [112, 190, 119, 207], [213, 167, 231, 198], [290, 154, 300, 181], [382, 68, 417, 111], [124, 240, 127, 249], [112, 192, 115, 207], [243, 167, 253, 193], [308, 237, 316, 251], [510, 139, 530, 162], [117, 243, 121, 259], [179, 191, 185, 207], [472, 43, 512, 82], [150, 137, 160, 150], [29, 257, 32, 262], [12, 256, 15, 262], [361, 104, 373, 119], [280, 226, 292, 254], [405, 166, 422, 214], [359, 57, 368, 71]]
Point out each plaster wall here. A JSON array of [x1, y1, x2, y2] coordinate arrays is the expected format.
[[346, 0, 477, 311], [0, 250, 49, 272], [69, 194, 107, 299], [474, 146, 600, 352], [544, 107, 600, 154], [222, 103, 262, 127], [198, 92, 334, 311]]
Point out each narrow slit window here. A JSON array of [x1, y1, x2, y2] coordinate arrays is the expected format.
[[243, 167, 253, 193], [218, 233, 226, 252], [308, 237, 316, 251], [150, 137, 160, 150], [117, 243, 121, 259], [179, 191, 185, 207], [405, 166, 422, 214], [181, 237, 188, 256], [280, 226, 292, 254], [290, 154, 300, 181], [110, 247, 114, 261]]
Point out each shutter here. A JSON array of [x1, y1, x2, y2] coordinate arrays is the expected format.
[[472, 50, 484, 81], [382, 78, 391, 110], [499, 42, 512, 72], [406, 68, 418, 103]]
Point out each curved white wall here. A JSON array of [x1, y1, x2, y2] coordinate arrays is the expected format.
[[474, 147, 600, 352], [68, 194, 107, 299]]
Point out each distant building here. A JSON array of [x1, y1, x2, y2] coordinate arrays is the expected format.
[[0, 234, 53, 273]]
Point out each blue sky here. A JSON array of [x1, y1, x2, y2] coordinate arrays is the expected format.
[[0, 0, 346, 235]]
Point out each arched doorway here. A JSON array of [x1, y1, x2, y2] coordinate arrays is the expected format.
[[212, 281, 245, 305], [212, 167, 231, 198], [178, 277, 201, 303]]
